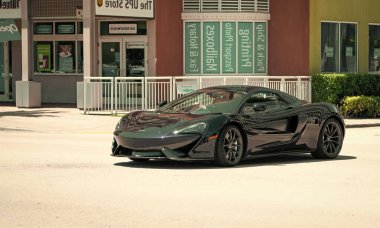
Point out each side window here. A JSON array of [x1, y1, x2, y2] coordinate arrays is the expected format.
[[241, 92, 287, 114]]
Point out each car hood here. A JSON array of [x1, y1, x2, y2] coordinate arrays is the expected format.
[[118, 111, 220, 138]]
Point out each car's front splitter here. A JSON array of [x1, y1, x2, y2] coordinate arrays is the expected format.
[[112, 133, 218, 160]]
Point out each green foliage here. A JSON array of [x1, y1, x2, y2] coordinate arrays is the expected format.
[[312, 73, 380, 104], [341, 96, 380, 118]]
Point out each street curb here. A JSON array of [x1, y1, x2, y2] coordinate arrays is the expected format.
[[345, 123, 380, 128]]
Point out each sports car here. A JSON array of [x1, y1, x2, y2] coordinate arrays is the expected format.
[[112, 86, 345, 166]]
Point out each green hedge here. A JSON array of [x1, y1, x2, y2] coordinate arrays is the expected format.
[[312, 73, 380, 104], [341, 96, 380, 118]]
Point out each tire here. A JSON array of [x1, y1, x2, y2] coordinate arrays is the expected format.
[[215, 125, 245, 167], [129, 158, 150, 162], [111, 138, 119, 155], [311, 118, 343, 159]]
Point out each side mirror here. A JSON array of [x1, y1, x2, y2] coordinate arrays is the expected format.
[[158, 100, 168, 108], [253, 103, 267, 112]]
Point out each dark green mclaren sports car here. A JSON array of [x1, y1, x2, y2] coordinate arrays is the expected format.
[[112, 86, 345, 166]]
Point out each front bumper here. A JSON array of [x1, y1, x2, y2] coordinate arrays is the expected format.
[[112, 133, 216, 161]]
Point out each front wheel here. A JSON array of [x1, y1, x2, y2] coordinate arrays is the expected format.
[[311, 118, 343, 159], [215, 125, 244, 167]]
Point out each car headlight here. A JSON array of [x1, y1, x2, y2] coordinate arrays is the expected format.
[[115, 118, 127, 131], [173, 123, 207, 134]]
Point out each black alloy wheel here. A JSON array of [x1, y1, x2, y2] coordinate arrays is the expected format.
[[312, 118, 343, 159], [215, 125, 244, 166]]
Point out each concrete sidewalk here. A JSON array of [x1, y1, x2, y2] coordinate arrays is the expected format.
[[0, 106, 119, 134], [0, 106, 379, 133]]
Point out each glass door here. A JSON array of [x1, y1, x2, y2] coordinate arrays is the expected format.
[[99, 37, 147, 77], [125, 41, 146, 77], [0, 42, 11, 101], [100, 41, 121, 77]]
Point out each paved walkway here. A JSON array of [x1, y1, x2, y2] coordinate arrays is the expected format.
[[0, 106, 380, 134]]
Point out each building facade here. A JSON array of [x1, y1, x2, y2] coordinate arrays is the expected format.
[[310, 0, 380, 75], [0, 0, 379, 107]]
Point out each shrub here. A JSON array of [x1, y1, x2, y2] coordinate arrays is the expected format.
[[341, 96, 380, 118], [312, 73, 380, 104]]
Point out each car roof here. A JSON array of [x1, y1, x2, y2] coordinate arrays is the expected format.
[[202, 85, 263, 92], [202, 85, 302, 104]]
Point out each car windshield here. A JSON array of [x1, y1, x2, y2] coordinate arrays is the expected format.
[[157, 88, 247, 114]]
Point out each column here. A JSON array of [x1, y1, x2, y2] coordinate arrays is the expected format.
[[16, 0, 41, 107]]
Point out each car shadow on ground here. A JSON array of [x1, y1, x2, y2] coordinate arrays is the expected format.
[[0, 110, 62, 118], [114, 154, 357, 170]]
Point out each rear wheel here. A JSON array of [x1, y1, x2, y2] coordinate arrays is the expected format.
[[311, 118, 343, 159], [215, 125, 244, 167]]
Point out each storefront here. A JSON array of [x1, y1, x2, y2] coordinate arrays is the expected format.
[[0, 1, 21, 102], [18, 0, 155, 105], [95, 1, 154, 77], [98, 21, 148, 77]]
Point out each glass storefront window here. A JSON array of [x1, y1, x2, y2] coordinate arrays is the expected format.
[[55, 41, 76, 73], [34, 41, 54, 73], [321, 22, 357, 73], [369, 25, 380, 73], [340, 23, 357, 73], [78, 41, 83, 73], [77, 22, 83, 34], [0, 42, 4, 94], [33, 21, 83, 75], [321, 22, 339, 72]]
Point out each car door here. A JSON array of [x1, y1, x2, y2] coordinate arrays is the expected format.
[[239, 90, 305, 154]]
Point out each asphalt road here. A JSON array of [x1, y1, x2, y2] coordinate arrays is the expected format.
[[0, 114, 379, 227]]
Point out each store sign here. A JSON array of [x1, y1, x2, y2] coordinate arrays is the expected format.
[[36, 44, 51, 72], [374, 48, 380, 59], [126, 42, 144, 49], [185, 22, 201, 74], [326, 47, 334, 57], [254, 22, 267, 73], [0, 19, 20, 42], [0, 0, 21, 19], [238, 22, 253, 74], [203, 22, 220, 74], [109, 24, 137, 34], [177, 83, 198, 95], [35, 24, 53, 34], [95, 0, 154, 18], [222, 22, 236, 74], [58, 45, 74, 72], [184, 21, 268, 75], [57, 24, 75, 34]]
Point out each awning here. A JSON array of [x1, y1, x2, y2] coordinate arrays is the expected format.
[[0, 19, 21, 42]]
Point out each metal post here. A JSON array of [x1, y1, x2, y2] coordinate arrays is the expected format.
[[280, 78, 285, 92], [111, 77, 114, 115], [143, 77, 147, 110], [84, 77, 87, 114], [309, 77, 312, 103], [297, 77, 302, 101]]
